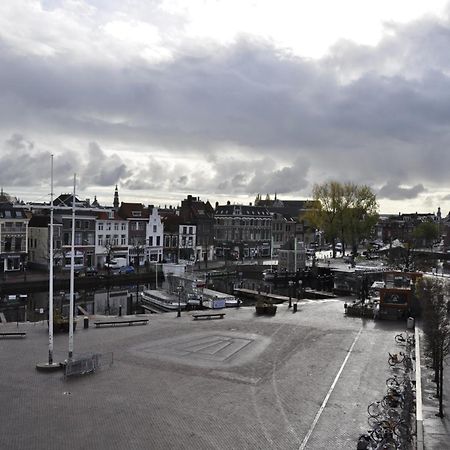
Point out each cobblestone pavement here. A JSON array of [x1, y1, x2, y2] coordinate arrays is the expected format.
[[0, 299, 410, 450]]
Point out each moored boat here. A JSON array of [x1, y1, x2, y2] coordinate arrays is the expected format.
[[141, 289, 187, 312]]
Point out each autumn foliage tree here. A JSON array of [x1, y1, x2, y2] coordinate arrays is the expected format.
[[304, 181, 379, 258]]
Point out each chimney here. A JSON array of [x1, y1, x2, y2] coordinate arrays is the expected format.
[[215, 202, 219, 209], [227, 200, 231, 205], [249, 202, 252, 206]]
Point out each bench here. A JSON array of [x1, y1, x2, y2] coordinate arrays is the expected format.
[[192, 312, 225, 320], [94, 319, 149, 328], [0, 332, 27, 338]]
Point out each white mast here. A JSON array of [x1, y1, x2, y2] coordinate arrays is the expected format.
[[294, 236, 297, 273], [48, 155, 55, 364], [36, 155, 61, 371], [68, 174, 76, 361]]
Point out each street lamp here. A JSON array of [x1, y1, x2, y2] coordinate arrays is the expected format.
[[288, 280, 293, 308], [177, 285, 183, 318]]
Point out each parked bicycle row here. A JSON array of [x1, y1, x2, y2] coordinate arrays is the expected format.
[[357, 332, 416, 450]]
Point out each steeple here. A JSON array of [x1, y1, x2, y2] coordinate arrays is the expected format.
[[113, 185, 119, 210]]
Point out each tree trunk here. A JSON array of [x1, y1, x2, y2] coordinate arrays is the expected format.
[[438, 342, 445, 417]]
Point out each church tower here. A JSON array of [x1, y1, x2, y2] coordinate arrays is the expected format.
[[113, 185, 119, 210]]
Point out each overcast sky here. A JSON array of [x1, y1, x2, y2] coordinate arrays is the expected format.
[[1, 0, 450, 214]]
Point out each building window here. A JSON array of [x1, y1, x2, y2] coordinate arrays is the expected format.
[[98, 223, 104, 230], [106, 223, 111, 230], [189, 226, 193, 234], [153, 225, 157, 232], [63, 233, 70, 246], [183, 226, 187, 234], [156, 236, 160, 246], [14, 237, 22, 251], [121, 223, 126, 231], [114, 223, 119, 231], [121, 236, 126, 245], [149, 236, 153, 246], [98, 237, 103, 246]]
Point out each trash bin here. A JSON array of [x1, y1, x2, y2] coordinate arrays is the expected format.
[[407, 317, 415, 330], [83, 316, 89, 329]]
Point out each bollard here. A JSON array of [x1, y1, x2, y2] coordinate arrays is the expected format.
[[118, 305, 122, 317], [83, 316, 89, 329], [293, 303, 298, 313]]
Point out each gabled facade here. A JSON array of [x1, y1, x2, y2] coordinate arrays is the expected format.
[[118, 202, 149, 267], [179, 223, 197, 261], [179, 195, 215, 262], [146, 206, 164, 262], [0, 201, 29, 271], [95, 210, 129, 267], [161, 214, 180, 263]]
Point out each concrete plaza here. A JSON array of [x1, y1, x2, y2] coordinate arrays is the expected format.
[[0, 297, 446, 449]]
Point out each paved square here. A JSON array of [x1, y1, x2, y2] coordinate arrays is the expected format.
[[131, 331, 270, 368]]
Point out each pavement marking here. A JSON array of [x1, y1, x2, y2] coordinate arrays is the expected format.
[[298, 326, 363, 450]]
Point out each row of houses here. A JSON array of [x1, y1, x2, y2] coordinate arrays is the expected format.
[[0, 188, 318, 272], [1, 186, 450, 273]]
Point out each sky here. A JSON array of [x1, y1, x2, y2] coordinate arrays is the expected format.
[[1, 0, 450, 214]]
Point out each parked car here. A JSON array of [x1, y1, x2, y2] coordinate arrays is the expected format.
[[113, 265, 135, 275], [75, 266, 98, 277]]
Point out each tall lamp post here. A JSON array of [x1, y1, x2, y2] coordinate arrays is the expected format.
[[288, 280, 293, 308], [177, 285, 183, 317]]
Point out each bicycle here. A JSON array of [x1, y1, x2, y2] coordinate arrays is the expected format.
[[395, 332, 415, 346], [388, 352, 405, 366]]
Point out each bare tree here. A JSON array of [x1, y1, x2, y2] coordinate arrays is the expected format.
[[416, 276, 450, 417]]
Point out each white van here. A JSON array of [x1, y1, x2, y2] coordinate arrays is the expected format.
[[104, 257, 128, 269]]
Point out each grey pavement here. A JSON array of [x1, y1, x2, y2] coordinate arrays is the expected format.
[[0, 298, 423, 450], [417, 324, 450, 450]]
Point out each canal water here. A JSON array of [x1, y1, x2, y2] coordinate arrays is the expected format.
[[0, 270, 333, 323]]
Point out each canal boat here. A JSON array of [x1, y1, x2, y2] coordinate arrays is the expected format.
[[141, 289, 187, 312]]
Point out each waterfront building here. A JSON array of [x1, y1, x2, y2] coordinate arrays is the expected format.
[[0, 194, 29, 272]]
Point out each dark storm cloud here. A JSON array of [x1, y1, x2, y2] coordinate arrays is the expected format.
[[0, 135, 130, 189], [2, 10, 450, 200], [378, 182, 426, 200]]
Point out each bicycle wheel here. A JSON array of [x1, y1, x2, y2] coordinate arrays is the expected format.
[[368, 402, 382, 417], [376, 437, 397, 449], [395, 334, 405, 344], [386, 377, 400, 389]]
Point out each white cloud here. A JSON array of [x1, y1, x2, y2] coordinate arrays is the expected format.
[[1, 1, 450, 213]]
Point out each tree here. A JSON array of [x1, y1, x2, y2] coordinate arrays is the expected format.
[[413, 220, 439, 250], [305, 181, 378, 258], [416, 276, 450, 417]]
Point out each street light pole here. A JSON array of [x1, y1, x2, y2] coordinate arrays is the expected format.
[[177, 285, 182, 317], [288, 280, 293, 308]]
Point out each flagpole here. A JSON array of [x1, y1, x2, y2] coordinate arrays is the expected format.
[[48, 155, 55, 364], [68, 174, 76, 361], [36, 155, 62, 371]]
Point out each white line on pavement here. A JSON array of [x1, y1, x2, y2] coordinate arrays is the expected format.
[[298, 326, 363, 450]]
